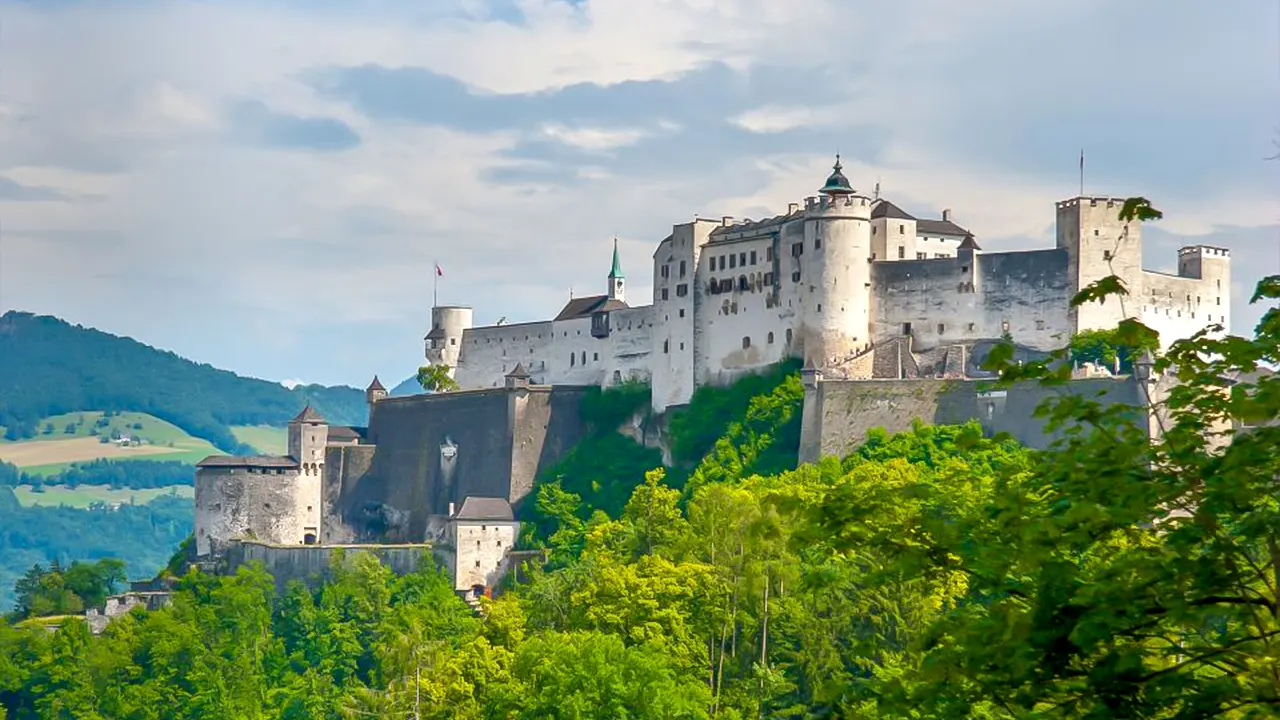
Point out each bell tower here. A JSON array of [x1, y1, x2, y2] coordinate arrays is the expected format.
[[607, 238, 625, 303]]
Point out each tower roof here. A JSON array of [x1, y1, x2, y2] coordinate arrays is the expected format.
[[291, 404, 326, 424], [424, 326, 446, 341], [958, 232, 981, 251], [608, 238, 625, 280], [366, 375, 386, 393], [818, 154, 855, 196], [505, 362, 531, 379]]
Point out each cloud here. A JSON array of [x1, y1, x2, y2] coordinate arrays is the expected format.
[[0, 0, 1275, 387], [0, 176, 71, 201]]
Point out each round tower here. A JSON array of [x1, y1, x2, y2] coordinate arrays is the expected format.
[[424, 305, 473, 373], [802, 155, 874, 368]]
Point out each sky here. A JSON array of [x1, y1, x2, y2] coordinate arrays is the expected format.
[[0, 0, 1277, 388]]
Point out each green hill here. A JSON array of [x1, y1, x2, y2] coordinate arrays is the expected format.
[[0, 311, 367, 453]]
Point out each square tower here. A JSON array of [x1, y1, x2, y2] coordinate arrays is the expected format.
[[1056, 196, 1144, 334], [1178, 245, 1232, 332]]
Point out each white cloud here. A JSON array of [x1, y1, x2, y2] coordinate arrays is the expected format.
[[0, 0, 1274, 385]]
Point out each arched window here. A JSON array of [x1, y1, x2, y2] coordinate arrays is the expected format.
[[581, 351, 587, 365], [767, 331, 775, 344], [786, 328, 793, 344], [738, 275, 748, 291], [570, 353, 575, 367], [742, 336, 751, 349]]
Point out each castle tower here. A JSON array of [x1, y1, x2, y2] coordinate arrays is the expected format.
[[365, 376, 387, 415], [1055, 196, 1145, 334], [607, 238, 625, 303], [424, 305, 473, 375], [287, 404, 328, 468], [1176, 244, 1232, 336], [802, 155, 874, 368]]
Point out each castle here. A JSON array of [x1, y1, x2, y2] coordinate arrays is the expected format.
[[179, 156, 1231, 611], [431, 156, 1230, 411]]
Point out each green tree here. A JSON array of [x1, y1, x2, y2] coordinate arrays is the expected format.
[[417, 364, 460, 393]]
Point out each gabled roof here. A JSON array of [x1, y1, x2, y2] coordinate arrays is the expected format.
[[197, 455, 300, 469], [425, 326, 446, 341], [327, 425, 367, 442], [453, 496, 515, 521], [870, 199, 915, 220], [366, 375, 386, 392], [917, 218, 970, 237], [553, 295, 628, 321], [505, 363, 531, 379], [291, 404, 326, 424]]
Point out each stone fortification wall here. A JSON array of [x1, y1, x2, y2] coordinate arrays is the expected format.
[[194, 466, 321, 556], [321, 444, 375, 544], [223, 540, 441, 593], [800, 376, 1146, 463], [871, 249, 1071, 352], [331, 385, 588, 542]]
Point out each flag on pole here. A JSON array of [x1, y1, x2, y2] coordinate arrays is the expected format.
[[435, 263, 444, 277]]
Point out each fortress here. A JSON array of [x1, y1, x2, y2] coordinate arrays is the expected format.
[[434, 157, 1230, 411], [180, 156, 1230, 608]]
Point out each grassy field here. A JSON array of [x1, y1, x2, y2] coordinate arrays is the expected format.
[[231, 425, 287, 455], [0, 411, 220, 475], [12, 484, 194, 508]]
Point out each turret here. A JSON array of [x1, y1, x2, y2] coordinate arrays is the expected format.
[[287, 405, 328, 470], [365, 376, 387, 410], [607, 238, 626, 303], [801, 154, 874, 368], [424, 305, 473, 375]]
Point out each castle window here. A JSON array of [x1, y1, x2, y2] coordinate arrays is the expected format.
[[663, 340, 669, 354], [451, 338, 457, 345], [1217, 297, 1220, 305], [791, 242, 803, 257], [742, 336, 751, 349], [872, 226, 877, 235], [817, 304, 822, 313], [749, 250, 757, 264], [475, 560, 481, 568], [570, 353, 575, 366], [730, 254, 737, 269], [739, 252, 746, 266], [304, 533, 316, 545], [768, 331, 775, 344], [899, 224, 905, 234], [967, 323, 975, 331], [766, 247, 773, 261], [581, 351, 586, 365], [679, 309, 685, 318], [764, 272, 773, 285], [676, 283, 688, 297], [937, 323, 945, 334], [1094, 229, 1100, 236], [678, 260, 686, 277], [786, 328, 793, 344], [1217, 279, 1221, 289], [497, 540, 502, 547], [1196, 296, 1201, 304], [593, 352, 599, 361], [1001, 320, 1010, 332], [661, 288, 669, 301], [815, 238, 822, 250], [898, 246, 905, 259], [719, 256, 726, 271], [1036, 320, 1045, 330], [738, 275, 748, 291], [903, 322, 912, 335], [791, 271, 801, 282], [680, 342, 685, 350], [916, 252, 926, 259], [1103, 251, 1112, 261]]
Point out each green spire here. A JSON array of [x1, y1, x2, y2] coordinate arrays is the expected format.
[[609, 237, 625, 280]]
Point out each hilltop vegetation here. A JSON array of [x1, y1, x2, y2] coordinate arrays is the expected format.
[[1, 266, 1276, 717], [0, 311, 367, 452]]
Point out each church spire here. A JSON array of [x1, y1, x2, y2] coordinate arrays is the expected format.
[[607, 238, 626, 302]]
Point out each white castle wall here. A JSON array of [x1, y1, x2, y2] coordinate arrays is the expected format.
[[432, 173, 1231, 413], [194, 465, 322, 557], [452, 519, 520, 593]]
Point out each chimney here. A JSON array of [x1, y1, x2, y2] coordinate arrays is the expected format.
[[942, 208, 952, 222], [788, 202, 799, 214], [448, 502, 456, 517], [721, 216, 733, 227]]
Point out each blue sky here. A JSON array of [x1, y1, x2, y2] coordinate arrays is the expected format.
[[0, 0, 1276, 388]]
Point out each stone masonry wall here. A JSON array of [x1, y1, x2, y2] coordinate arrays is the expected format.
[[223, 540, 442, 593]]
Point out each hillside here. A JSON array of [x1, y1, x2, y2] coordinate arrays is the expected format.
[[0, 311, 367, 453]]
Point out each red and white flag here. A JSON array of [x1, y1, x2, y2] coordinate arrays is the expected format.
[[435, 263, 444, 277]]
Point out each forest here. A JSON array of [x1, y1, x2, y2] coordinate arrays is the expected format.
[[0, 311, 368, 451], [0, 256, 1276, 717]]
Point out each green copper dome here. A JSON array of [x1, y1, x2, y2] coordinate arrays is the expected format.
[[819, 154, 854, 195]]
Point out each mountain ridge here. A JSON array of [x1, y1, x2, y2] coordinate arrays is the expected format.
[[0, 310, 368, 453]]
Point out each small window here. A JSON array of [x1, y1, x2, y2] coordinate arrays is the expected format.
[[1103, 250, 1112, 261], [917, 252, 926, 259], [872, 226, 878, 235], [817, 304, 822, 313], [739, 252, 746, 266], [903, 322, 912, 336], [749, 250, 757, 264], [581, 351, 586, 365], [792, 242, 804, 257], [764, 272, 773, 285], [937, 323, 945, 334], [742, 336, 751, 349], [661, 288, 669, 301], [497, 540, 502, 547], [899, 224, 905, 234], [450, 338, 457, 345], [679, 309, 685, 318], [1001, 320, 1010, 332], [1094, 229, 1100, 236], [767, 331, 775, 344], [679, 260, 686, 277], [1216, 297, 1220, 305], [815, 238, 822, 250], [730, 254, 737, 269], [791, 271, 801, 282], [593, 352, 599, 361], [898, 246, 905, 259], [786, 328, 793, 344], [766, 247, 773, 261], [663, 340, 670, 354], [475, 560, 481, 568], [570, 353, 575, 366], [1035, 320, 1045, 330], [967, 323, 975, 331]]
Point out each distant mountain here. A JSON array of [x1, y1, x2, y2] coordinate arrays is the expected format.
[[389, 375, 424, 397], [0, 311, 367, 453]]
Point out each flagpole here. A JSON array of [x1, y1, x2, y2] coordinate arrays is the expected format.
[[1079, 149, 1084, 197], [433, 259, 438, 308]]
